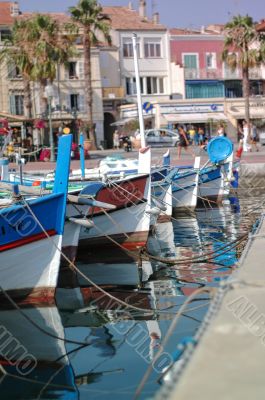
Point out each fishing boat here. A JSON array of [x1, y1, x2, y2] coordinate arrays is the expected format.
[[0, 135, 72, 303], [198, 138, 234, 202], [67, 173, 152, 257]]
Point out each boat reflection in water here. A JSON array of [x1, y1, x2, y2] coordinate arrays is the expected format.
[[1, 196, 252, 400], [0, 305, 77, 400]]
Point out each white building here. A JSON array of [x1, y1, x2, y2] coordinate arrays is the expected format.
[[101, 1, 172, 147]]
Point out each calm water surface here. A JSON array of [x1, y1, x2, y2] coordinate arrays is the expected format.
[[0, 194, 262, 400]]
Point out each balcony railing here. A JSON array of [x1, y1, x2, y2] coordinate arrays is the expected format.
[[103, 87, 125, 99], [249, 68, 263, 80], [184, 67, 244, 80]]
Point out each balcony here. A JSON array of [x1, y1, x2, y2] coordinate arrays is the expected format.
[[102, 87, 125, 99], [249, 68, 262, 80], [184, 67, 242, 80]]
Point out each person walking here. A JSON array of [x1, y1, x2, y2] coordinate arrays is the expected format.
[[198, 127, 205, 145], [242, 121, 250, 152], [250, 123, 259, 152], [177, 126, 194, 159], [188, 125, 196, 145], [113, 130, 120, 149], [194, 127, 199, 146]]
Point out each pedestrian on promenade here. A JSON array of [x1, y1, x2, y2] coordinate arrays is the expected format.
[[250, 123, 259, 152], [177, 126, 194, 159], [217, 124, 227, 137], [113, 130, 120, 149], [194, 127, 199, 146], [188, 125, 195, 144], [198, 127, 205, 145], [242, 121, 251, 152]]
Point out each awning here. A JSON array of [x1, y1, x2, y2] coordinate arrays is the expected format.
[[163, 112, 227, 124], [111, 115, 153, 127], [0, 111, 29, 122], [228, 108, 265, 120]]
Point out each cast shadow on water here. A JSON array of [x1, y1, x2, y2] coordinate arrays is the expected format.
[[0, 195, 262, 400]]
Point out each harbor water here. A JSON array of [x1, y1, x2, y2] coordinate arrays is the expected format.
[[0, 192, 263, 400]]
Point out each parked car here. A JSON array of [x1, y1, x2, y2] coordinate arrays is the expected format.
[[145, 129, 180, 147], [259, 131, 265, 145]]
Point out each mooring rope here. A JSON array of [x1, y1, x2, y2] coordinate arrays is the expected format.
[[19, 197, 215, 316], [133, 286, 216, 400]]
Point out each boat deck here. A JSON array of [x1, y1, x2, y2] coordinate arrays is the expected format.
[[160, 213, 265, 400]]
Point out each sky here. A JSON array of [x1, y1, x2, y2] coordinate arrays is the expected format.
[[17, 0, 264, 28]]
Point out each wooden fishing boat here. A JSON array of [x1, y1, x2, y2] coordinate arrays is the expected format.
[[0, 135, 72, 303]]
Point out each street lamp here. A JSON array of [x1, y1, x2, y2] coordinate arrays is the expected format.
[[45, 84, 55, 162]]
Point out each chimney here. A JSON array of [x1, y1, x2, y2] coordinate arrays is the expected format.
[[128, 1, 133, 10], [139, 0, 146, 19], [10, 1, 20, 17], [152, 12, 160, 25]]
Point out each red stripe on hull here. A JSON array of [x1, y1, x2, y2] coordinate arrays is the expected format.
[[0, 229, 57, 253], [79, 230, 149, 251], [0, 287, 56, 308]]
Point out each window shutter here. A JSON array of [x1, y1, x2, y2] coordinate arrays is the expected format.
[[64, 65, 69, 80], [62, 92, 71, 111], [53, 87, 60, 109], [78, 61, 84, 80], [9, 94, 16, 114], [79, 94, 85, 112], [184, 55, 197, 69], [212, 53, 216, 68], [7, 63, 15, 78]]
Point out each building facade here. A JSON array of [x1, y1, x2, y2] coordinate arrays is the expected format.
[[170, 26, 264, 100], [0, 1, 104, 145]]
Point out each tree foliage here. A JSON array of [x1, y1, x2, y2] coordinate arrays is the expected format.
[[69, 0, 111, 146]]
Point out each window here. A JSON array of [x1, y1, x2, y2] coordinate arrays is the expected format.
[[68, 62, 77, 79], [123, 41, 140, 58], [126, 76, 164, 95], [9, 94, 24, 115], [8, 63, 21, 79], [183, 54, 198, 69], [70, 94, 79, 110], [206, 53, 216, 69], [185, 82, 224, 99], [146, 77, 164, 94], [144, 41, 161, 58], [0, 29, 11, 42], [69, 94, 85, 112], [125, 77, 144, 95]]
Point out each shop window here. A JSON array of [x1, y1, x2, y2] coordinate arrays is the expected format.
[[224, 81, 242, 98], [185, 82, 224, 99]]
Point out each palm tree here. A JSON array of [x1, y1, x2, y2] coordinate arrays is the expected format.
[[0, 20, 34, 119], [69, 0, 111, 148], [222, 15, 264, 125], [16, 14, 76, 115]]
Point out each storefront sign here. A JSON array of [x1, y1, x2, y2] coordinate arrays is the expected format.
[[160, 103, 224, 114], [122, 108, 156, 118]]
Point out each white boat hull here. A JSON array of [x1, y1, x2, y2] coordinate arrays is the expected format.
[[198, 176, 223, 200], [171, 173, 198, 209], [78, 201, 150, 252], [0, 235, 62, 302]]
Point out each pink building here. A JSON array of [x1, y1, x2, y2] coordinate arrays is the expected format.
[[170, 26, 263, 99]]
